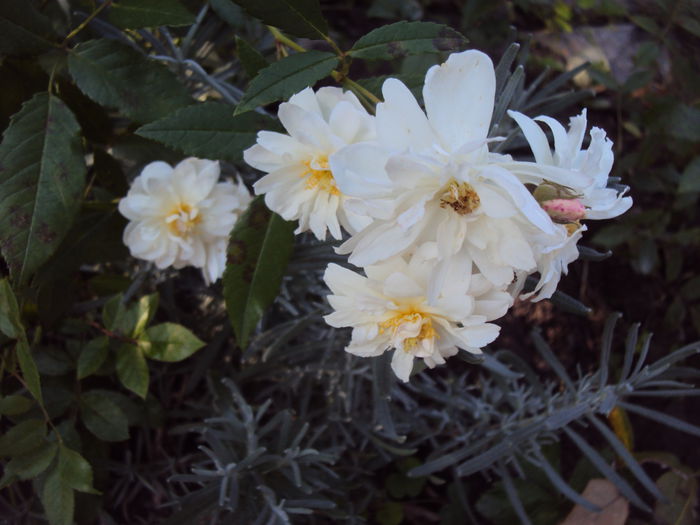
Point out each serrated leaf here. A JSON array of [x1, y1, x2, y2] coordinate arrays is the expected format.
[[0, 0, 56, 56], [58, 445, 99, 494], [0, 394, 33, 416], [68, 39, 193, 123], [0, 419, 46, 457], [235, 51, 339, 114], [108, 0, 195, 28], [80, 390, 129, 441], [136, 103, 279, 163], [225, 0, 328, 38], [3, 441, 57, 481], [138, 323, 205, 362], [223, 196, 295, 348], [0, 92, 86, 286], [76, 336, 109, 380], [349, 21, 468, 60], [236, 36, 269, 79], [42, 465, 74, 525], [115, 344, 149, 399]]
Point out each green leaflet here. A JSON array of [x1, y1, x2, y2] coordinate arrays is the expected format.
[[136, 102, 279, 163], [108, 0, 195, 29], [0, 0, 56, 56], [348, 21, 468, 60], [138, 323, 205, 362], [223, 196, 296, 348], [68, 39, 193, 123], [0, 92, 86, 287], [220, 0, 328, 39], [235, 51, 339, 114]]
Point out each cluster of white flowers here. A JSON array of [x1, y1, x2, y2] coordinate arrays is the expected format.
[[119, 158, 251, 284], [245, 49, 631, 382]]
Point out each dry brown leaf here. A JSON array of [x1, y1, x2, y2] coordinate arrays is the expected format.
[[559, 478, 629, 525]]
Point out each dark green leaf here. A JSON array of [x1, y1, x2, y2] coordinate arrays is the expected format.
[[654, 470, 698, 525], [0, 0, 56, 56], [80, 391, 129, 441], [349, 21, 468, 60], [136, 102, 278, 163], [666, 104, 700, 142], [68, 39, 193, 123], [0, 394, 33, 416], [235, 51, 339, 114], [17, 340, 43, 405], [102, 294, 140, 336], [58, 445, 99, 494], [3, 441, 57, 481], [138, 323, 205, 362], [0, 419, 46, 457], [236, 36, 269, 79], [0, 92, 86, 286], [115, 344, 149, 399], [0, 278, 22, 338], [108, 0, 195, 28], [42, 466, 74, 525], [223, 196, 295, 348], [77, 337, 109, 380], [225, 0, 328, 38], [679, 156, 700, 194], [592, 224, 632, 249], [355, 74, 424, 100]]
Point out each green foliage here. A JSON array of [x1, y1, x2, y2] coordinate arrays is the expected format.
[[80, 391, 130, 441], [235, 50, 339, 114], [224, 196, 295, 348], [0, 0, 56, 56], [223, 0, 328, 39], [138, 323, 205, 362], [107, 0, 195, 29], [236, 36, 269, 80], [0, 93, 85, 286]]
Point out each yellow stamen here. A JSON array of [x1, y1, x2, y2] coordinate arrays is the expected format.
[[379, 310, 438, 352], [166, 203, 201, 237], [440, 181, 480, 215], [301, 155, 340, 196]]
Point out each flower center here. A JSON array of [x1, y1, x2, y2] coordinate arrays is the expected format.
[[439, 181, 480, 215], [301, 155, 340, 196], [379, 311, 438, 352], [165, 203, 201, 237]]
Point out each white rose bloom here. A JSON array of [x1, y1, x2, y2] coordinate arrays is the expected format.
[[330, 50, 561, 287], [119, 157, 251, 284], [323, 249, 511, 382], [243, 87, 375, 241]]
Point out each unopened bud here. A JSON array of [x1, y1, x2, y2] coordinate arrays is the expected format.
[[541, 198, 586, 223]]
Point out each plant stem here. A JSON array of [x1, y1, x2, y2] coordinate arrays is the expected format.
[[268, 26, 306, 53], [341, 76, 381, 105], [62, 0, 113, 46]]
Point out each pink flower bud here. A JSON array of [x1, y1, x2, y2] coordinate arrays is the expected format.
[[541, 198, 586, 222]]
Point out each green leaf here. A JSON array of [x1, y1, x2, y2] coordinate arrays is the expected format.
[[223, 196, 295, 348], [132, 293, 159, 337], [42, 465, 74, 525], [0, 419, 46, 457], [679, 156, 700, 194], [654, 470, 698, 525], [236, 36, 269, 80], [136, 102, 278, 163], [68, 39, 193, 123], [58, 445, 99, 494], [349, 21, 468, 60], [0, 0, 56, 56], [235, 51, 339, 114], [0, 394, 34, 416], [80, 391, 129, 441], [102, 294, 143, 336], [138, 323, 205, 362], [115, 344, 149, 399], [0, 92, 86, 286], [3, 441, 57, 481], [108, 0, 195, 28], [76, 336, 109, 380], [17, 340, 43, 405], [666, 104, 700, 143], [0, 278, 22, 338], [225, 0, 328, 38]]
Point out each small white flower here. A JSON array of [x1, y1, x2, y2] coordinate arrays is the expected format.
[[323, 249, 511, 382], [330, 50, 559, 286], [243, 87, 375, 241], [118, 157, 251, 284]]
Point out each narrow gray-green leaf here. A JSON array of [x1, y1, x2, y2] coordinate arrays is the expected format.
[[223, 196, 295, 348], [115, 344, 149, 399], [58, 445, 99, 494], [349, 21, 468, 60], [76, 336, 109, 380], [80, 391, 129, 441], [42, 466, 74, 525], [226, 0, 328, 38], [138, 322, 205, 362], [236, 36, 269, 80], [136, 103, 278, 163], [108, 0, 195, 28], [0, 419, 46, 457], [0, 92, 86, 286], [0, 0, 56, 55], [68, 39, 193, 123], [235, 51, 339, 114]]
